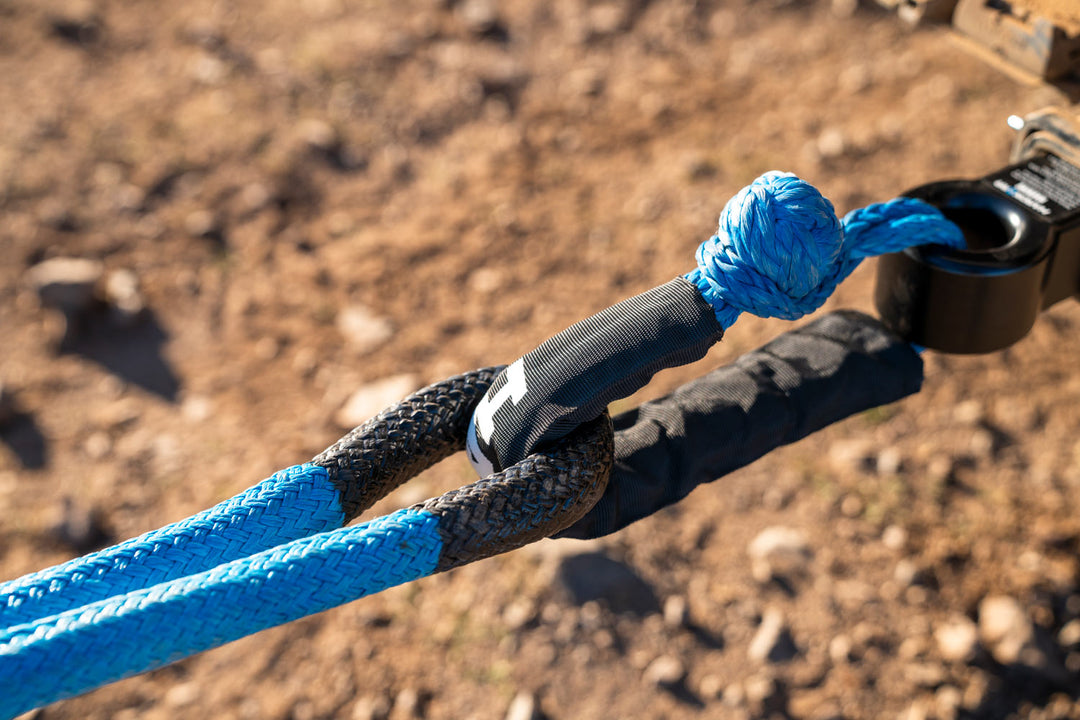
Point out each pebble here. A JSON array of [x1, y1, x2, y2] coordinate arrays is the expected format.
[[504, 691, 538, 720], [643, 655, 685, 688], [953, 399, 985, 426], [47, 0, 101, 46], [748, 607, 799, 663], [663, 595, 688, 628], [935, 686, 962, 720], [27, 257, 103, 316], [816, 128, 846, 159], [935, 615, 978, 662], [839, 493, 863, 518], [183, 209, 220, 239], [905, 661, 947, 688], [163, 682, 199, 708], [722, 682, 746, 707], [747, 526, 811, 583], [882, 524, 908, 551], [828, 438, 874, 473], [828, 634, 852, 664], [102, 268, 145, 326], [1058, 619, 1080, 647], [297, 118, 340, 152], [83, 431, 112, 460], [352, 694, 392, 720], [698, 674, 723, 700], [336, 305, 394, 353], [458, 0, 500, 35], [391, 688, 423, 720], [502, 599, 536, 631], [978, 595, 1041, 666], [335, 375, 420, 429], [876, 446, 904, 475], [744, 674, 778, 710]]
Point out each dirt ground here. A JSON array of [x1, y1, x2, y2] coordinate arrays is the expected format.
[[3, 0, 1080, 718]]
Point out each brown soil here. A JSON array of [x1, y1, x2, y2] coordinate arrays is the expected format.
[[3, 1, 1080, 719], [1013, 0, 1080, 30]]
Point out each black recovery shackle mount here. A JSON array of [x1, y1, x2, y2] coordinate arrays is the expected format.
[[874, 107, 1080, 354]]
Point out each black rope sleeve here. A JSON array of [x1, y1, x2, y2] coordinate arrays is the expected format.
[[556, 310, 924, 539]]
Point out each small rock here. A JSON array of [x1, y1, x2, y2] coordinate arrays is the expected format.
[[882, 524, 908, 551], [953, 400, 985, 426], [504, 691, 538, 720], [352, 694, 392, 720], [935, 685, 962, 720], [748, 607, 799, 663], [391, 688, 423, 720], [83, 431, 112, 460], [663, 595, 688, 628], [183, 209, 220, 239], [297, 118, 340, 152], [458, 0, 500, 35], [816, 128, 846, 159], [102, 268, 145, 326], [894, 559, 921, 587], [164, 682, 199, 708], [722, 682, 746, 707], [838, 63, 872, 93], [935, 615, 978, 663], [876, 446, 904, 475], [239, 182, 273, 214], [643, 655, 685, 688], [698, 674, 724, 700], [969, 429, 996, 459], [829, 634, 853, 664], [27, 257, 103, 316], [587, 3, 628, 37], [748, 526, 811, 583], [978, 595, 1041, 666], [502, 599, 536, 631], [839, 494, 863, 518], [744, 674, 778, 712], [336, 305, 394, 353], [828, 438, 874, 473], [336, 375, 421, 429], [905, 662, 947, 688], [1058, 619, 1080, 647]]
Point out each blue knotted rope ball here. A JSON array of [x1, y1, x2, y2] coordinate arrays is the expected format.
[[686, 171, 965, 329]]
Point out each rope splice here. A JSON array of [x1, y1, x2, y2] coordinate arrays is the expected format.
[[0, 369, 613, 719], [466, 171, 965, 476]]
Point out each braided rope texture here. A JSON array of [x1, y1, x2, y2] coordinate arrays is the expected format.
[[0, 509, 444, 717], [0, 463, 344, 628], [686, 171, 966, 328], [314, 367, 501, 521], [0, 368, 613, 718]]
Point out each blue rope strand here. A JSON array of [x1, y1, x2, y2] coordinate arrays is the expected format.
[[0, 508, 442, 719], [685, 172, 965, 328], [0, 464, 344, 627]]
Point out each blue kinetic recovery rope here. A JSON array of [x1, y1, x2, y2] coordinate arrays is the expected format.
[[466, 171, 964, 475], [0, 171, 962, 718]]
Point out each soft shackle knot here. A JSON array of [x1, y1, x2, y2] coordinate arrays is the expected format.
[[685, 171, 965, 328]]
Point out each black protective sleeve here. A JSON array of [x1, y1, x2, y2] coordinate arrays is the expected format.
[[556, 310, 924, 539]]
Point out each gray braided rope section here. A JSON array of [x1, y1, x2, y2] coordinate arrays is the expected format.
[[420, 413, 614, 571], [314, 366, 503, 521]]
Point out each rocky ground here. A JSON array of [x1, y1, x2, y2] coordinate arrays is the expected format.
[[3, 0, 1080, 718]]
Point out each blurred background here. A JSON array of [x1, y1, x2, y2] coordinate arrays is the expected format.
[[3, 0, 1080, 718]]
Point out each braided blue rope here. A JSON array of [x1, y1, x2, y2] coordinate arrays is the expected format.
[[0, 464, 344, 628], [0, 508, 442, 718], [685, 172, 965, 328]]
